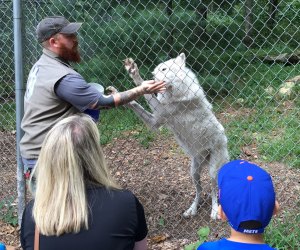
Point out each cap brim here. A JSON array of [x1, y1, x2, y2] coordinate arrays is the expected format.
[[60, 22, 82, 34]]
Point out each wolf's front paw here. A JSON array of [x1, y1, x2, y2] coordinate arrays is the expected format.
[[124, 58, 139, 77]]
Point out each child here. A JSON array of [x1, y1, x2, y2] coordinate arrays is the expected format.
[[198, 160, 279, 250]]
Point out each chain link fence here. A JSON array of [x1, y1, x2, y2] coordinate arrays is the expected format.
[[0, 0, 18, 231], [1, 0, 300, 249]]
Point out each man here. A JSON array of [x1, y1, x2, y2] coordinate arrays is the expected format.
[[20, 16, 166, 177]]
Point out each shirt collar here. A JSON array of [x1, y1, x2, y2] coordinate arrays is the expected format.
[[42, 48, 71, 67]]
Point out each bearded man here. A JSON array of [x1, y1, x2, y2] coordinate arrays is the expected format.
[[20, 16, 166, 177]]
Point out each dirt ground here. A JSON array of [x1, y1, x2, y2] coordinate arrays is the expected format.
[[0, 123, 300, 249]]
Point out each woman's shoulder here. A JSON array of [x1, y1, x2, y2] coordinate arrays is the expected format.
[[87, 186, 137, 202], [87, 187, 143, 219]]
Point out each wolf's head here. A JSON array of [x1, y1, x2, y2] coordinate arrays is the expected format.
[[153, 53, 202, 103], [152, 53, 187, 87]]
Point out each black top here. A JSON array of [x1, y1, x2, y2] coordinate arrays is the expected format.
[[21, 187, 148, 250]]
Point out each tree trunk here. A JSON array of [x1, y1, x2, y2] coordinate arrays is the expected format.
[[195, 2, 208, 48], [165, 0, 174, 58], [267, 0, 279, 29], [243, 0, 255, 47]]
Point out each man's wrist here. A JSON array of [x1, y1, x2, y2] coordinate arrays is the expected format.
[[113, 86, 144, 107], [135, 85, 147, 95]]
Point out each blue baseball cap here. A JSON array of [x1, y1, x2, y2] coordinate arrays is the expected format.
[[218, 160, 276, 234]]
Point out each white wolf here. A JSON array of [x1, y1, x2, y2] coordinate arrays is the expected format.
[[124, 53, 229, 219]]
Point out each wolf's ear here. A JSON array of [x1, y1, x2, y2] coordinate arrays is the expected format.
[[175, 53, 186, 66]]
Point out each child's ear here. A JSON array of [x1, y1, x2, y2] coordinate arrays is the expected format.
[[218, 205, 227, 221], [273, 200, 280, 216]]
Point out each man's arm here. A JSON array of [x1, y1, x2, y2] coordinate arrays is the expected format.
[[91, 80, 165, 109], [56, 74, 165, 110], [111, 80, 165, 107]]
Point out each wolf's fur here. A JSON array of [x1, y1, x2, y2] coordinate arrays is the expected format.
[[124, 53, 229, 218]]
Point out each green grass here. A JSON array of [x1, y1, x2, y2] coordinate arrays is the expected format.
[[96, 63, 299, 169], [98, 107, 140, 144], [265, 211, 300, 249], [98, 106, 163, 147], [97, 96, 299, 170], [0, 102, 15, 130], [94, 56, 299, 168], [225, 103, 299, 168], [0, 196, 18, 226], [1, 50, 298, 169], [184, 211, 300, 250]]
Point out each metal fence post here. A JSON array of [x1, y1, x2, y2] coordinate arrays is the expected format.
[[13, 0, 25, 225]]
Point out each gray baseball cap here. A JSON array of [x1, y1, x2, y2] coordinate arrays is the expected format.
[[36, 16, 82, 43]]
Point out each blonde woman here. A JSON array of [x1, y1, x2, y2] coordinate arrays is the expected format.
[[20, 114, 148, 250]]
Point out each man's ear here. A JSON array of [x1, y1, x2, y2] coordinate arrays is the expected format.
[[48, 35, 59, 48], [218, 205, 227, 221], [273, 200, 280, 216]]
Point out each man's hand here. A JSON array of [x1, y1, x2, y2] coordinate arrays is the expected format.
[[141, 80, 166, 94], [107, 81, 165, 107]]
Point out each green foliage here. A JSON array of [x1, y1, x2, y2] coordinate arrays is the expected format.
[[182, 213, 300, 250], [98, 107, 159, 148], [69, 0, 300, 98], [0, 82, 15, 100], [258, 112, 300, 168], [1, 0, 298, 168], [0, 197, 18, 226], [98, 107, 146, 145], [200, 74, 234, 98], [0, 102, 15, 131], [78, 56, 130, 91], [184, 227, 210, 250], [265, 211, 300, 249], [158, 217, 165, 227], [133, 128, 156, 149], [0, 7, 14, 84], [225, 99, 299, 168]]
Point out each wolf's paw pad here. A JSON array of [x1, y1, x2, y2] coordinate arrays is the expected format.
[[124, 58, 138, 75]]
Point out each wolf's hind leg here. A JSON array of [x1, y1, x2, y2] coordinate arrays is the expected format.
[[208, 145, 229, 219], [183, 154, 208, 217]]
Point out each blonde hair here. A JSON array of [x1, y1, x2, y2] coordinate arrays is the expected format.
[[31, 114, 119, 236]]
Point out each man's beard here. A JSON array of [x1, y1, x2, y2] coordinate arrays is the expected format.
[[58, 43, 81, 63]]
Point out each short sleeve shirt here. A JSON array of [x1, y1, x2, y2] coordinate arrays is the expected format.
[[55, 74, 101, 112], [197, 238, 276, 250], [21, 187, 148, 250]]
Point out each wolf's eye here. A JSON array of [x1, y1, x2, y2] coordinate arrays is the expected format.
[[161, 67, 166, 72]]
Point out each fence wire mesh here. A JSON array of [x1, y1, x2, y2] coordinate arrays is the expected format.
[[1, 0, 300, 249]]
